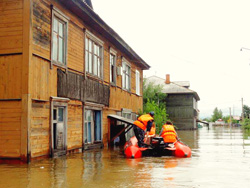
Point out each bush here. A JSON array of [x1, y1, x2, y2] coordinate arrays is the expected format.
[[241, 118, 250, 130]]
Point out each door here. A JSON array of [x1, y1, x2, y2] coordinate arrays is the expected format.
[[53, 106, 66, 153], [84, 109, 102, 144]]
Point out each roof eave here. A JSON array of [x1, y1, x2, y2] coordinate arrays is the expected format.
[[59, 0, 150, 70]]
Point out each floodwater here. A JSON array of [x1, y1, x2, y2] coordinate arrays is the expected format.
[[1, 126, 250, 188]]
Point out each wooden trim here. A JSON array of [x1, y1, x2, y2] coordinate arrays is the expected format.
[[32, 98, 50, 102], [0, 53, 23, 57], [0, 99, 22, 101], [32, 53, 51, 63], [21, 0, 33, 163], [68, 67, 84, 75], [84, 102, 104, 110]]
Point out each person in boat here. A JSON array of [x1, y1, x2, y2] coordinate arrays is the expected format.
[[148, 122, 156, 137], [159, 121, 178, 147], [133, 111, 155, 147]]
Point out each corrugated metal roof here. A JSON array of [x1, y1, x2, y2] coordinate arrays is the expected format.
[[146, 75, 200, 101]]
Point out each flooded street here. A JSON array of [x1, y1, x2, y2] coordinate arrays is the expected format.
[[1, 126, 250, 188]]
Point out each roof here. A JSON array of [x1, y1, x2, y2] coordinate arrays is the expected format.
[[146, 75, 200, 101], [58, 0, 150, 70], [83, 0, 93, 9]]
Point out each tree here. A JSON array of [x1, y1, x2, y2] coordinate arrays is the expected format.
[[141, 78, 169, 133], [243, 105, 250, 119], [211, 107, 223, 122]]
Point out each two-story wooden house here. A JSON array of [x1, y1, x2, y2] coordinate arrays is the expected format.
[[0, 0, 150, 162]]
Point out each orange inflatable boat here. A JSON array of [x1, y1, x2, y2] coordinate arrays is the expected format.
[[124, 136, 191, 158]]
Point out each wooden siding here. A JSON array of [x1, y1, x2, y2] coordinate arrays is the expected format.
[[30, 55, 57, 100], [109, 87, 143, 113], [30, 101, 50, 157], [0, 55, 22, 99], [166, 94, 196, 130], [0, 101, 21, 158], [67, 101, 82, 150], [68, 22, 84, 72], [0, 0, 23, 54], [102, 109, 116, 146], [57, 69, 110, 106], [32, 0, 51, 59]]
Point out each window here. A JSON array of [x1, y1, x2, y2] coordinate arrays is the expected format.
[[51, 8, 68, 66], [136, 70, 140, 95], [85, 31, 104, 78], [122, 59, 131, 91], [84, 109, 102, 144], [109, 48, 117, 84]]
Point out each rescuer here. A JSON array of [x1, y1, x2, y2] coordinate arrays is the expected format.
[[133, 112, 155, 147], [160, 121, 178, 146]]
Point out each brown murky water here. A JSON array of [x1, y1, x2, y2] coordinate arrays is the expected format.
[[1, 126, 250, 188]]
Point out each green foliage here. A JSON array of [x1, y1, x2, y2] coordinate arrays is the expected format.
[[142, 78, 169, 133], [222, 115, 230, 122], [211, 107, 223, 122], [241, 118, 250, 130], [243, 105, 250, 119], [143, 78, 166, 109], [143, 99, 168, 133]]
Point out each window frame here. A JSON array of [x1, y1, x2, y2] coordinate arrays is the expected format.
[[51, 7, 69, 69], [135, 70, 140, 96], [109, 47, 117, 85], [122, 57, 131, 91], [84, 106, 103, 145], [85, 30, 104, 79]]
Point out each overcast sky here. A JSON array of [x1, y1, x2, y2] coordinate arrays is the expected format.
[[92, 0, 250, 118]]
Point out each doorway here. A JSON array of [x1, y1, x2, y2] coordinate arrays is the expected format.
[[52, 106, 67, 156]]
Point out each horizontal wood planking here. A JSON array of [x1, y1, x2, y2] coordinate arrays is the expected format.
[[0, 55, 22, 99], [0, 0, 23, 54], [30, 101, 50, 157], [109, 87, 143, 113], [67, 102, 83, 150], [32, 0, 51, 59], [0, 101, 21, 158], [67, 22, 84, 72], [30, 55, 57, 100]]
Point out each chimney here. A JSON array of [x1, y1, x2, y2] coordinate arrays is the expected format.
[[165, 74, 170, 84]]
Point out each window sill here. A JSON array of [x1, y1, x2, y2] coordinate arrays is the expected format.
[[110, 82, 116, 87], [86, 73, 103, 81], [52, 61, 67, 69]]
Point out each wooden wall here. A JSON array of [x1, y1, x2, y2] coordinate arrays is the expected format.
[[30, 101, 50, 157], [0, 55, 22, 99], [109, 87, 143, 113], [166, 94, 196, 130], [0, 0, 23, 54], [30, 55, 57, 100], [67, 101, 82, 150], [0, 101, 21, 158], [0, 0, 24, 159]]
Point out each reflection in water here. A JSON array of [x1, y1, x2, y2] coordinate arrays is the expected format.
[[1, 127, 250, 188]]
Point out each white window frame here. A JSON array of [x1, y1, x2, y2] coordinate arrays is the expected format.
[[84, 106, 103, 144], [135, 70, 140, 95], [51, 7, 69, 68], [122, 57, 131, 91], [85, 30, 104, 79], [109, 47, 117, 85]]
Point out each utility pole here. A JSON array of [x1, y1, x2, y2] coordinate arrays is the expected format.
[[242, 98, 244, 121]]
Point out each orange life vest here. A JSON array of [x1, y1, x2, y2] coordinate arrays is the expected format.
[[149, 126, 155, 136], [160, 124, 177, 143], [133, 114, 154, 131]]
